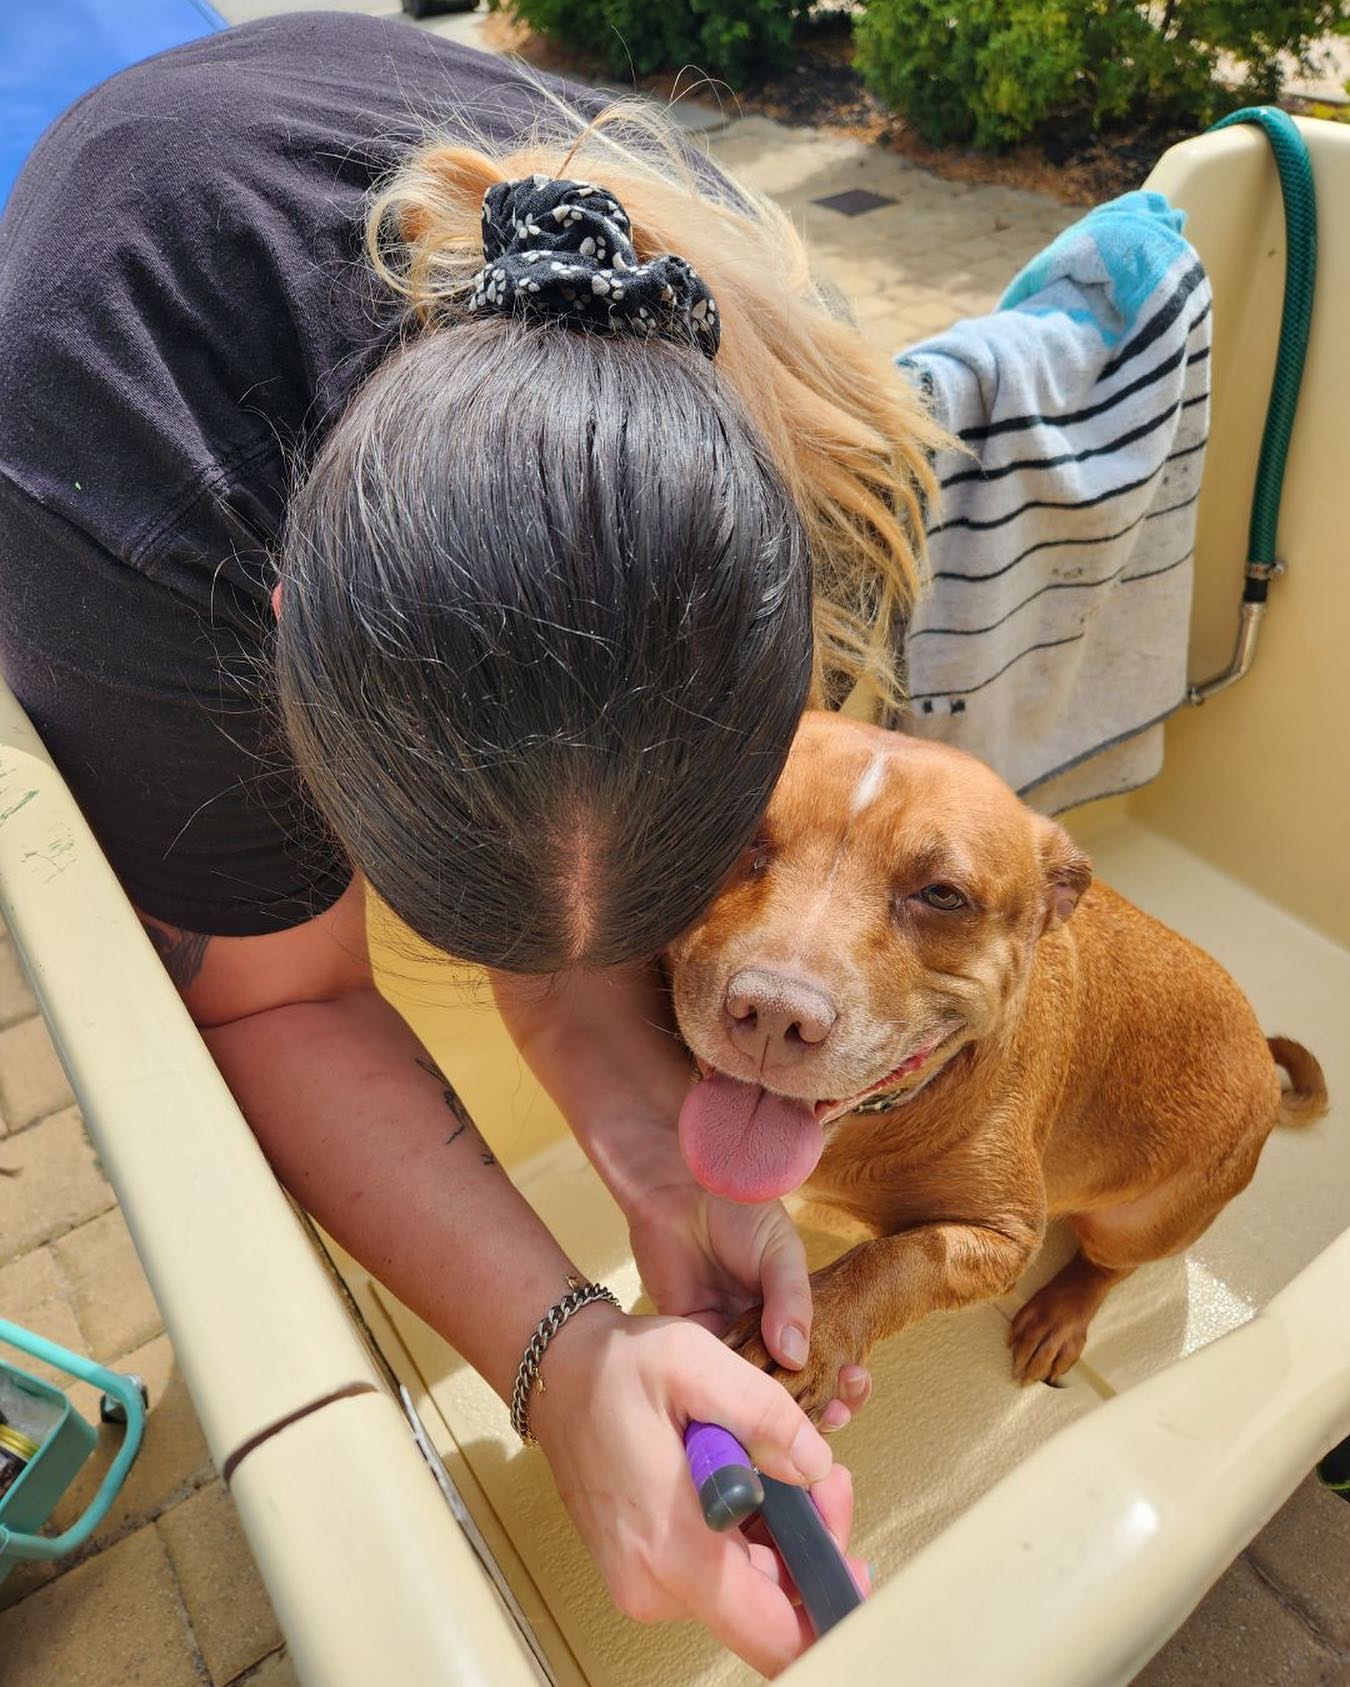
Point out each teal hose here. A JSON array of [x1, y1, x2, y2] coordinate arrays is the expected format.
[[1207, 107, 1317, 601]]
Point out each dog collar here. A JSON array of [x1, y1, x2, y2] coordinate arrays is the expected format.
[[849, 1087, 913, 1116]]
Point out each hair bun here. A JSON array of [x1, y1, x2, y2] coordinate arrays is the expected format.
[[468, 174, 720, 357]]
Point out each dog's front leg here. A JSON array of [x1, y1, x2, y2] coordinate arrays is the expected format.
[[727, 1214, 1043, 1419]]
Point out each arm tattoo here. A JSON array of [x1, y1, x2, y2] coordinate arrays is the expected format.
[[415, 1055, 497, 1163], [141, 919, 211, 991]]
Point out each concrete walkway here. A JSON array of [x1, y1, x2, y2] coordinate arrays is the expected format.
[[2, 5, 1348, 1685]]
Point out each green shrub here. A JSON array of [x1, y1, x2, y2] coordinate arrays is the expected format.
[[855, 0, 1347, 151], [495, 0, 811, 86]]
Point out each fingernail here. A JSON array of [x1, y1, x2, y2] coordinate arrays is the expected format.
[[844, 1369, 871, 1403], [780, 1324, 808, 1369], [791, 1423, 831, 1485]]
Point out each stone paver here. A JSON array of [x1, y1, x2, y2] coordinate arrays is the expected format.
[[0, 1524, 203, 1687], [0, 1246, 83, 1364], [241, 1650, 301, 1687], [0, 1245, 99, 1417], [160, 1482, 284, 1685], [1133, 1553, 1344, 1685], [53, 1206, 164, 1362], [0, 1012, 75, 1130], [1248, 1476, 1350, 1653], [0, 935, 38, 1032], [704, 120, 1075, 346], [0, 1105, 114, 1263]]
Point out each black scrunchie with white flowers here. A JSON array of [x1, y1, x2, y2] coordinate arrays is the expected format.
[[468, 174, 720, 358]]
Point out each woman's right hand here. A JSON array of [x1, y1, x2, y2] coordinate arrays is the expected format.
[[530, 1304, 868, 1677]]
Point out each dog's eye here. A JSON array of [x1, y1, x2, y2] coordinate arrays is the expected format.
[[917, 883, 966, 911]]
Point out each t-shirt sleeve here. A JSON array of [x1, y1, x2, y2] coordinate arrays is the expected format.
[[0, 472, 351, 935]]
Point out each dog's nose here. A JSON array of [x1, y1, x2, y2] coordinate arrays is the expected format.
[[723, 968, 838, 1067]]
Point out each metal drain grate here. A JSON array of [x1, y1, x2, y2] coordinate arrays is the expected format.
[[812, 188, 896, 217]]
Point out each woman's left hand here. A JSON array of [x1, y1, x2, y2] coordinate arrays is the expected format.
[[626, 1144, 871, 1433]]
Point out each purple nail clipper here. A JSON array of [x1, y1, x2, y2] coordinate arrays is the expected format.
[[683, 1420, 866, 1636]]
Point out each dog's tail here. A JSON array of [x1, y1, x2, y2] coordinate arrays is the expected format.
[[1268, 1036, 1329, 1126]]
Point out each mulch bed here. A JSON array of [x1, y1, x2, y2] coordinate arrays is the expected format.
[[481, 9, 1340, 207]]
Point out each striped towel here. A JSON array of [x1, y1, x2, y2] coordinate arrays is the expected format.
[[897, 191, 1212, 813]]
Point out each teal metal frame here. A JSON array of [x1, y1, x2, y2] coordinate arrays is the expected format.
[[0, 1318, 146, 1578]]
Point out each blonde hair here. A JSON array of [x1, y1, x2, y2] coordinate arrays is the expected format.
[[367, 97, 946, 709]]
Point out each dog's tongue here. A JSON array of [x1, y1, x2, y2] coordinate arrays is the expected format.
[[678, 1072, 824, 1203]]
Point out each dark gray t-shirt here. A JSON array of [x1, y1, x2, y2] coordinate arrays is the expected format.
[[0, 11, 596, 933]]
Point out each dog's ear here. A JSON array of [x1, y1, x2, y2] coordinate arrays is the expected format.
[[1036, 819, 1092, 932]]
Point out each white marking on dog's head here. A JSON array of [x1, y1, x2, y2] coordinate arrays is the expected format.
[[849, 752, 889, 819]]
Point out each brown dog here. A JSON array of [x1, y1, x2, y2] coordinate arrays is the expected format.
[[667, 712, 1327, 1411]]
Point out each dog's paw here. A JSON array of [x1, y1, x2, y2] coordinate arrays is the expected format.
[[722, 1306, 863, 1423], [1008, 1288, 1090, 1386]]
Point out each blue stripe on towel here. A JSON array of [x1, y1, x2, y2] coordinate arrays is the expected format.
[[1000, 191, 1193, 346]]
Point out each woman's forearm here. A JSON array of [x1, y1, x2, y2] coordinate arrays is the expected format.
[[204, 986, 578, 1401], [491, 962, 694, 1215]]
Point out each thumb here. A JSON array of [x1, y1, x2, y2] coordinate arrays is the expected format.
[[678, 1328, 831, 1487], [755, 1205, 812, 1372]]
